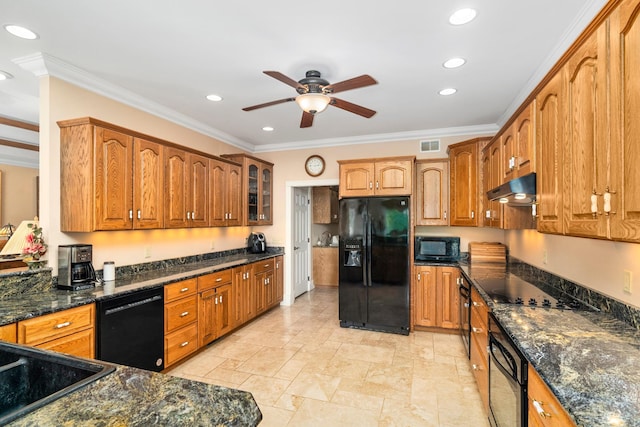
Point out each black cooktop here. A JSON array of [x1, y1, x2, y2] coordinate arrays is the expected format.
[[473, 272, 592, 310]]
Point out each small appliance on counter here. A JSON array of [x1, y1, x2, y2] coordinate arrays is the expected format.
[[248, 232, 267, 253], [414, 236, 460, 262], [57, 244, 97, 290]]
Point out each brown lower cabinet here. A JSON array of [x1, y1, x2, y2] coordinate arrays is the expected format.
[[470, 286, 489, 411], [198, 269, 234, 347], [17, 304, 95, 359], [414, 265, 460, 329], [0, 323, 17, 343], [164, 278, 199, 368], [528, 365, 577, 427]]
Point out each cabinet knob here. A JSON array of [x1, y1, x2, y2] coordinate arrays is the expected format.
[[129, 210, 133, 220], [472, 327, 483, 333], [532, 400, 551, 419]]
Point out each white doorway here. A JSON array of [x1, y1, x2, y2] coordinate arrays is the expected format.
[[293, 187, 310, 297], [283, 178, 339, 306]]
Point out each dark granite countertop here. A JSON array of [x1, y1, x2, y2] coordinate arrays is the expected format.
[[459, 263, 640, 427], [7, 365, 262, 426], [0, 251, 282, 325]]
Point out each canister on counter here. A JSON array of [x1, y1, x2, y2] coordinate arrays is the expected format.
[[103, 261, 115, 281]]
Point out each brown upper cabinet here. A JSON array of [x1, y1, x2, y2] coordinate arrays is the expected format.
[[313, 186, 339, 224], [415, 159, 449, 226], [448, 138, 490, 226], [223, 153, 273, 226], [164, 148, 209, 228], [59, 118, 165, 231], [209, 158, 243, 227], [59, 117, 248, 231], [501, 103, 534, 182], [338, 156, 414, 198], [481, 140, 502, 228]]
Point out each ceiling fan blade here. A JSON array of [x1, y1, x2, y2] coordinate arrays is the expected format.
[[242, 97, 295, 111], [300, 111, 314, 128], [330, 98, 376, 118], [263, 71, 306, 91], [324, 75, 377, 94]]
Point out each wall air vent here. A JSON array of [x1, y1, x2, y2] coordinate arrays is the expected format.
[[420, 139, 440, 153]]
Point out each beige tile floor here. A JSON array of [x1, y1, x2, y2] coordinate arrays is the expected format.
[[167, 287, 490, 426]]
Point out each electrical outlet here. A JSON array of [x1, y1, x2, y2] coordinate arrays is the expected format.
[[210, 240, 215, 250], [543, 250, 548, 265], [144, 246, 152, 259], [624, 270, 632, 294]]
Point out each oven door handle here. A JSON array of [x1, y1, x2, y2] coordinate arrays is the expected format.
[[489, 333, 519, 382]]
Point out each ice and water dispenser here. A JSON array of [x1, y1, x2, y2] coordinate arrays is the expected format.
[[343, 238, 362, 267]]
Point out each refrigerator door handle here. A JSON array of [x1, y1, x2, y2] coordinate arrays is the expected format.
[[362, 212, 368, 288], [366, 215, 373, 287]]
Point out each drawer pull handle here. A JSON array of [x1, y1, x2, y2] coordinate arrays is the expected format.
[[473, 301, 483, 307], [472, 327, 483, 333], [216, 278, 222, 282], [532, 400, 551, 418], [180, 311, 189, 317], [54, 321, 71, 329], [180, 287, 189, 293], [180, 341, 189, 348], [472, 364, 481, 371]]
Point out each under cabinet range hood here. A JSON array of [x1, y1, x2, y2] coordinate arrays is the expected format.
[[487, 172, 536, 205]]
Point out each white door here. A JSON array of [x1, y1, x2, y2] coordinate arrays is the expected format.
[[293, 187, 310, 297]]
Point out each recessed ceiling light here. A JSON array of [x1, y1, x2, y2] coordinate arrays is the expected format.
[[449, 8, 477, 25], [443, 58, 466, 69], [262, 126, 274, 132], [0, 71, 14, 80], [439, 88, 457, 96], [4, 24, 39, 40], [206, 94, 223, 102]]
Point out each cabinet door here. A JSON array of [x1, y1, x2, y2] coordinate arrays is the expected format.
[[414, 267, 437, 327], [610, 0, 640, 241], [527, 365, 577, 427], [536, 72, 566, 234], [94, 127, 133, 230], [133, 138, 163, 229], [215, 284, 234, 337], [501, 127, 516, 183], [515, 104, 534, 177], [199, 289, 217, 346], [189, 153, 209, 227], [260, 164, 273, 224], [339, 162, 375, 197], [449, 142, 479, 226], [482, 142, 502, 228], [0, 323, 16, 343], [275, 256, 284, 303], [313, 187, 332, 224], [255, 271, 267, 315], [209, 158, 228, 226], [564, 25, 609, 239], [232, 266, 250, 326], [227, 163, 243, 226], [246, 160, 260, 225], [437, 267, 460, 329], [374, 160, 413, 196], [164, 147, 190, 228], [415, 160, 449, 226]]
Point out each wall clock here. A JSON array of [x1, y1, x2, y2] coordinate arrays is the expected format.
[[305, 155, 325, 177]]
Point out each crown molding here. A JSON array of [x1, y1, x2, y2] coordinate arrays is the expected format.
[[13, 52, 255, 152], [0, 146, 39, 168], [254, 123, 499, 153]]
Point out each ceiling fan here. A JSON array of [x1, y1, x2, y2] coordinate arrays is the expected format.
[[242, 70, 378, 128]]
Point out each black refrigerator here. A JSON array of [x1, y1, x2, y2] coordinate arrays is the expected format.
[[339, 197, 410, 335]]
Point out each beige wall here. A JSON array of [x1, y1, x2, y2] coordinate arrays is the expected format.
[[0, 165, 39, 226]]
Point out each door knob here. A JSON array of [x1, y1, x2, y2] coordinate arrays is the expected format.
[[294, 246, 300, 250]]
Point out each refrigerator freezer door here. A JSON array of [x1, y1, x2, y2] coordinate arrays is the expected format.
[[339, 198, 367, 324]]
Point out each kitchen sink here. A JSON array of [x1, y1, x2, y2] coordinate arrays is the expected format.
[[0, 341, 115, 425]]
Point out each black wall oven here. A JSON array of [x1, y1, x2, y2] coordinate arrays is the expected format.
[[488, 312, 527, 427]]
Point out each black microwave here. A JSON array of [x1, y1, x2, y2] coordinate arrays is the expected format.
[[414, 236, 460, 262]]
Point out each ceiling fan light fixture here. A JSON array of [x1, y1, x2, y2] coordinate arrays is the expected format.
[[296, 93, 331, 114]]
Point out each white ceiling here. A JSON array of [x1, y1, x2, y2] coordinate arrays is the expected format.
[[0, 0, 608, 161]]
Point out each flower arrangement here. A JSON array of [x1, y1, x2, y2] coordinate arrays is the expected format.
[[22, 223, 47, 261]]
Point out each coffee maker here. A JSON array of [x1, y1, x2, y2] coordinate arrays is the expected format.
[[248, 232, 267, 253], [58, 244, 97, 290]]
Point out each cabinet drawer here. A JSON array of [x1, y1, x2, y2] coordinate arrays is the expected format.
[[165, 278, 197, 302], [471, 287, 489, 327], [165, 323, 198, 367], [0, 323, 17, 343], [165, 295, 198, 333], [470, 330, 489, 411], [470, 306, 488, 362], [36, 328, 95, 359], [18, 304, 95, 346], [253, 259, 274, 274], [198, 269, 232, 291]]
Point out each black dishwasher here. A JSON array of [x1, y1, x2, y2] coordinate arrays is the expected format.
[[96, 287, 164, 371]]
